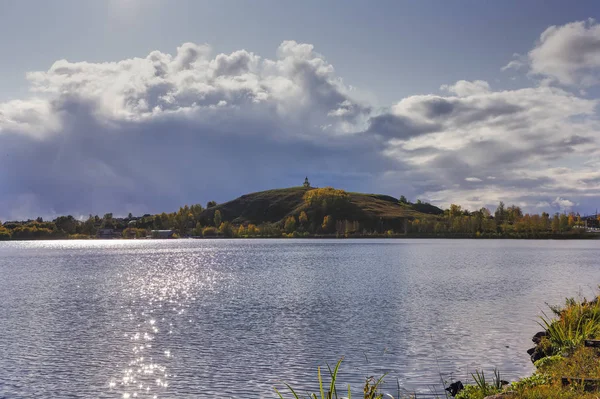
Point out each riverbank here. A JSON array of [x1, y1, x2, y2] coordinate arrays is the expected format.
[[2, 232, 599, 240], [274, 291, 600, 399], [452, 292, 600, 399]]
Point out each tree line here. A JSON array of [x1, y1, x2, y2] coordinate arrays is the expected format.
[[0, 190, 597, 240]]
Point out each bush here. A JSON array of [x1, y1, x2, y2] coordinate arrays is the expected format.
[[68, 234, 91, 240], [0, 226, 11, 240], [219, 222, 234, 238], [202, 227, 218, 237], [510, 373, 552, 390]]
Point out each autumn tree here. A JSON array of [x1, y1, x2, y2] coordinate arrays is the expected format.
[[219, 221, 233, 238], [175, 205, 192, 236], [0, 224, 11, 240], [298, 211, 308, 227], [506, 205, 523, 224], [321, 215, 334, 233], [247, 224, 258, 236], [284, 216, 297, 234]]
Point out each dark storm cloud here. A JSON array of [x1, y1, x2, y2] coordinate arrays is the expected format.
[[0, 95, 398, 219], [366, 114, 440, 139]]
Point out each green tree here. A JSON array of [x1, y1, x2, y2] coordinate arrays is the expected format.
[[559, 213, 569, 232], [213, 210, 222, 227], [206, 201, 217, 208], [101, 213, 115, 229], [193, 222, 203, 237], [399, 195, 408, 204], [54, 215, 78, 235], [82, 215, 97, 236], [552, 213, 560, 233], [494, 201, 506, 226]]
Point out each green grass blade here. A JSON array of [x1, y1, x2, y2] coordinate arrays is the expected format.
[[318, 366, 325, 399]]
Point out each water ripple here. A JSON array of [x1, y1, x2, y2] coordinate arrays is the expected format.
[[0, 239, 598, 398]]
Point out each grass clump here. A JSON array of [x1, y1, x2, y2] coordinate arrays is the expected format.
[[274, 358, 416, 399], [455, 369, 504, 399], [538, 296, 600, 355], [509, 293, 600, 398]]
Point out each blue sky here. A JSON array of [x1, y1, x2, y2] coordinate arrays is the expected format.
[[1, 1, 600, 219], [0, 1, 597, 101]]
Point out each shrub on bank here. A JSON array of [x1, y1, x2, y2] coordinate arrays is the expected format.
[[202, 227, 218, 237]]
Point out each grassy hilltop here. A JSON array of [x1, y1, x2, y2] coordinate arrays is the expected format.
[[196, 186, 442, 232]]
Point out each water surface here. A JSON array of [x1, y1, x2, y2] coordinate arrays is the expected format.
[[0, 239, 598, 398]]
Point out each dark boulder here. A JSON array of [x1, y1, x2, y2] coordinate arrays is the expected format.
[[445, 381, 464, 397], [526, 347, 536, 356], [532, 331, 547, 344], [530, 349, 545, 363]]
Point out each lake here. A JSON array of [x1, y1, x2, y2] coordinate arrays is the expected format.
[[0, 239, 598, 398]]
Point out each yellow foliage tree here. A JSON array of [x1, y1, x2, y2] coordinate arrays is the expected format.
[[303, 187, 349, 208], [299, 211, 308, 226], [247, 224, 258, 236], [284, 216, 297, 233], [321, 215, 334, 233]]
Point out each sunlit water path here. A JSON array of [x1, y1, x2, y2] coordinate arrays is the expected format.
[[0, 239, 598, 398]]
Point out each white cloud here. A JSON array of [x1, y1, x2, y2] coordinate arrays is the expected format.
[[527, 19, 600, 87], [552, 197, 575, 210], [367, 81, 600, 211], [440, 80, 490, 97], [501, 53, 527, 71], [19, 40, 367, 129]]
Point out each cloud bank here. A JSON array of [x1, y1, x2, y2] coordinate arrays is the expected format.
[[2, 24, 600, 220]]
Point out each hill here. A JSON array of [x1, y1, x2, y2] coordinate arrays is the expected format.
[[197, 187, 442, 231]]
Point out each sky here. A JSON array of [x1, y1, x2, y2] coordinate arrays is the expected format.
[[2, 1, 600, 220]]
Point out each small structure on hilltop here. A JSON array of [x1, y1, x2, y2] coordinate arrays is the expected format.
[[303, 177, 311, 188]]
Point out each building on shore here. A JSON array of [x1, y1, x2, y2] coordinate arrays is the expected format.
[[150, 230, 175, 239], [96, 229, 121, 239]]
